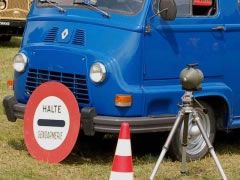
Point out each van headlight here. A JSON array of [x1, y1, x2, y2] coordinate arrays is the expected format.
[[90, 62, 106, 83], [13, 53, 28, 73], [0, 1, 6, 10]]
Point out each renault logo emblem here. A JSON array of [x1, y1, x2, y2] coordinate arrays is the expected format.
[[61, 29, 69, 40]]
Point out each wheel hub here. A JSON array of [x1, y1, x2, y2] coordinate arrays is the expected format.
[[189, 124, 200, 137]]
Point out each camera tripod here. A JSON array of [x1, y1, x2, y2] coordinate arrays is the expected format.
[[150, 91, 227, 180]]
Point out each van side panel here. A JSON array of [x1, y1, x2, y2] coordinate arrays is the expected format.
[[142, 0, 240, 128], [143, 4, 225, 80]]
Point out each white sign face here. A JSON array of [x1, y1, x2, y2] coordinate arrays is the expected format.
[[33, 96, 70, 150]]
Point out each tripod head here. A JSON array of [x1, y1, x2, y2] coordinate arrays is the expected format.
[[180, 64, 204, 91]]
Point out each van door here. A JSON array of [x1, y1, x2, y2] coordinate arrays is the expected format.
[[143, 0, 224, 80]]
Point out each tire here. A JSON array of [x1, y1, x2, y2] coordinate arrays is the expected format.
[[170, 101, 216, 161], [0, 35, 12, 42]]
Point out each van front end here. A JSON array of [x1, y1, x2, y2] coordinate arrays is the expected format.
[[3, 0, 175, 135]]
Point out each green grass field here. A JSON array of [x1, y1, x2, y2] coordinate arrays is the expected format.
[[1, 38, 240, 179]]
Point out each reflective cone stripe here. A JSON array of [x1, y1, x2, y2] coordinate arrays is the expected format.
[[115, 139, 132, 156], [110, 122, 133, 180], [110, 172, 134, 180]]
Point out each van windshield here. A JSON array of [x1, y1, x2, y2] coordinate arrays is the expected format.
[[38, 0, 145, 15]]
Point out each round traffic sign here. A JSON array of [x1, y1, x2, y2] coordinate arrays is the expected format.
[[24, 82, 80, 163]]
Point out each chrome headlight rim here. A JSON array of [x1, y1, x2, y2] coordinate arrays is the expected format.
[[13, 52, 28, 73], [90, 62, 107, 84], [0, 1, 6, 10]]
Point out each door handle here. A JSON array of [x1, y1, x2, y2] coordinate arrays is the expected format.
[[212, 25, 226, 31]]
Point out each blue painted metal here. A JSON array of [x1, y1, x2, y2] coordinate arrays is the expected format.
[[14, 0, 240, 129]]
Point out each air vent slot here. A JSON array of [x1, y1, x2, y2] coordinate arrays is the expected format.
[[44, 27, 59, 43], [72, 29, 85, 46]]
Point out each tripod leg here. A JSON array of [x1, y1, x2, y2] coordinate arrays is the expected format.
[[150, 111, 185, 180], [181, 114, 189, 174], [193, 111, 227, 180]]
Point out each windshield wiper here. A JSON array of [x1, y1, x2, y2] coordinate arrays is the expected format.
[[73, 0, 110, 18], [39, 0, 66, 13]]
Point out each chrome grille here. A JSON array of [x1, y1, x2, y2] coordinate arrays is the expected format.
[[25, 69, 90, 105]]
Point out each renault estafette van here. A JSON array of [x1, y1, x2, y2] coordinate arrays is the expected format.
[[3, 0, 239, 160]]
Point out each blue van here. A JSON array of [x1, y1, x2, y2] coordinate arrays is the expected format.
[[3, 0, 240, 160]]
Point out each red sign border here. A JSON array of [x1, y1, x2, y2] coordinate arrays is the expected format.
[[24, 82, 80, 163]]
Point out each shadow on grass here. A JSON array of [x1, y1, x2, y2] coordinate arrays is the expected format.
[[0, 37, 21, 48], [63, 133, 168, 165], [65, 131, 240, 165], [215, 131, 240, 154], [63, 134, 117, 165], [6, 130, 240, 165], [8, 139, 27, 151]]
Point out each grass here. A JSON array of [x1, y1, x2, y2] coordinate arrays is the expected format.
[[1, 38, 240, 179]]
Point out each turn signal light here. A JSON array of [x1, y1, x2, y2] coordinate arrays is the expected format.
[[115, 94, 132, 107], [7, 80, 14, 90]]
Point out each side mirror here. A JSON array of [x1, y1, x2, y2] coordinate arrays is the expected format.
[[158, 0, 177, 21]]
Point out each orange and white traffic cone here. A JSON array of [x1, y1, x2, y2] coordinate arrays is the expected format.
[[110, 122, 134, 180]]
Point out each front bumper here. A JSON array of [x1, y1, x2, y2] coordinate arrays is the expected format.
[[0, 20, 25, 36], [3, 96, 176, 135]]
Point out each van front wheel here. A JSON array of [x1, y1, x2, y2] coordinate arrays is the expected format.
[[170, 101, 216, 161]]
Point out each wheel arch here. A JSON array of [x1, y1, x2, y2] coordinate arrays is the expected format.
[[196, 95, 230, 131]]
